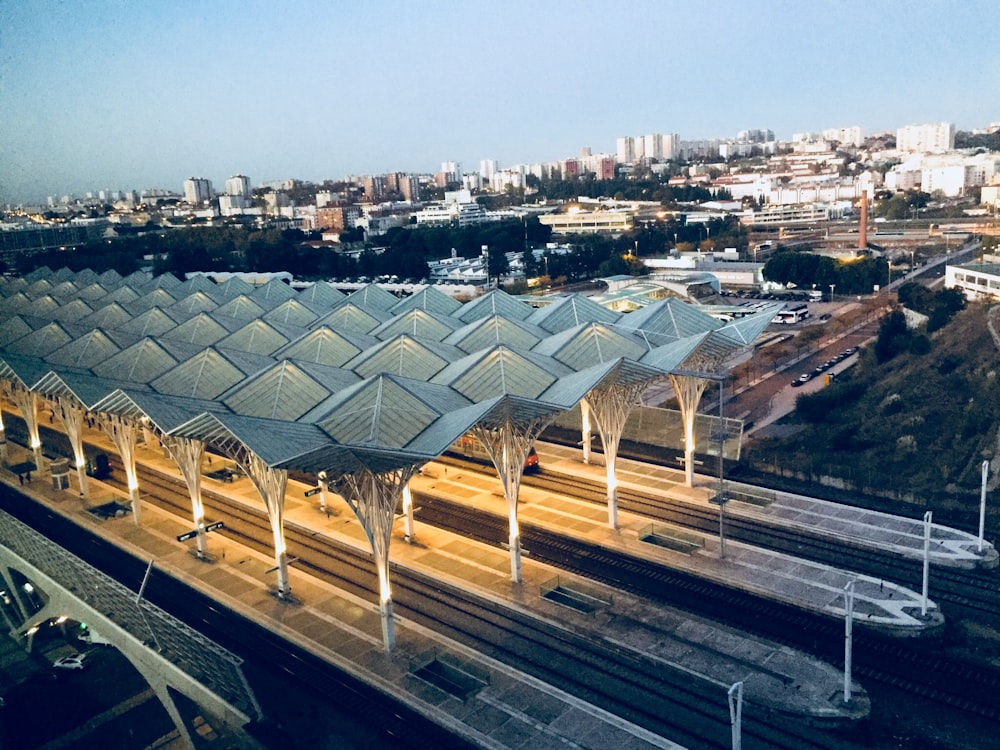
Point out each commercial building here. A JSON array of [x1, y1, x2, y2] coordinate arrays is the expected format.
[[946, 260, 1000, 301]]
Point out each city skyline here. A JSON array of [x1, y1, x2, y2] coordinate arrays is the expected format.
[[3, 0, 999, 204]]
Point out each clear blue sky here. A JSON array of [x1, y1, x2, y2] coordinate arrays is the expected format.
[[2, 0, 998, 204]]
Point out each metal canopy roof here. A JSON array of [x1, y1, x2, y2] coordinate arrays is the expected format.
[[45, 329, 123, 369], [526, 293, 621, 334], [369, 308, 460, 343], [456, 288, 534, 323], [273, 326, 379, 367], [345, 334, 459, 380], [1, 267, 780, 478], [388, 285, 462, 317], [343, 283, 400, 312], [531, 322, 649, 370]]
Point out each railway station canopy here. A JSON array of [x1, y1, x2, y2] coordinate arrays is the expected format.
[[0, 268, 781, 475]]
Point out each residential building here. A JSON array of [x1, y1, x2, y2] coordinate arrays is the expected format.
[[946, 260, 1000, 301], [822, 126, 864, 148], [183, 177, 213, 205], [225, 175, 251, 199], [616, 136, 635, 164], [896, 122, 955, 153]]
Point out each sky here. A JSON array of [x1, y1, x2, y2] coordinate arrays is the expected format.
[[2, 0, 999, 205]]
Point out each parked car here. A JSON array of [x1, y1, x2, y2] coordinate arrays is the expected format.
[[78, 628, 112, 646], [53, 653, 88, 671]]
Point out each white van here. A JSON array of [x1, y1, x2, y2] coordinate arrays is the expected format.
[[78, 628, 112, 646]]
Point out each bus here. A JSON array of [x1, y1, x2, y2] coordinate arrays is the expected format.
[[772, 304, 809, 324]]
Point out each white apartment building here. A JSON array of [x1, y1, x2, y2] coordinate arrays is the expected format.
[[896, 122, 955, 153], [821, 126, 863, 148], [616, 136, 635, 164], [183, 177, 213, 204], [946, 261, 1000, 301], [480, 159, 499, 180], [225, 175, 251, 199], [886, 153, 999, 197]]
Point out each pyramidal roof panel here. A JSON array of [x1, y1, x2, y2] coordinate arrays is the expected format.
[[122, 270, 153, 288], [50, 280, 81, 299], [250, 278, 299, 308], [50, 267, 75, 282], [431, 345, 570, 402], [25, 279, 55, 296], [456, 288, 535, 323], [26, 294, 62, 317], [139, 272, 183, 293], [34, 369, 150, 409], [76, 282, 109, 301], [216, 275, 256, 297], [0, 352, 55, 389], [44, 329, 123, 369], [344, 283, 399, 312], [389, 285, 462, 317], [526, 293, 621, 334], [0, 291, 32, 315], [297, 281, 346, 310], [614, 297, 722, 345], [274, 326, 379, 367], [221, 359, 336, 421], [215, 318, 302, 356], [160, 312, 238, 347], [23, 267, 53, 284], [640, 332, 711, 372], [127, 287, 180, 314], [166, 291, 221, 317], [345, 334, 456, 380], [370, 308, 460, 342], [263, 298, 320, 328], [179, 274, 219, 295], [151, 347, 252, 400], [715, 304, 784, 346], [117, 307, 181, 337], [78, 301, 133, 330], [91, 337, 182, 383], [101, 284, 141, 305], [531, 322, 649, 369], [0, 315, 36, 347], [93, 387, 229, 434], [310, 373, 469, 449], [213, 294, 267, 323], [49, 298, 94, 323], [3, 321, 75, 357], [75, 268, 100, 285], [311, 302, 389, 334], [98, 269, 124, 288], [444, 314, 546, 354]]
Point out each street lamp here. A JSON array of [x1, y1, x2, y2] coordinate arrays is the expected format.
[[829, 284, 836, 303]]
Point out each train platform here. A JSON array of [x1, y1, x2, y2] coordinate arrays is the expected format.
[[412, 446, 945, 638], [1, 435, 871, 750], [536, 441, 998, 571]]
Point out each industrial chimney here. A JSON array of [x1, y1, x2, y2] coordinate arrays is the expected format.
[[858, 190, 868, 249]]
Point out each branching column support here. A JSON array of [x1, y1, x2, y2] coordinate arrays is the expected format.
[[161, 435, 208, 557], [51, 395, 88, 497], [10, 384, 43, 470], [334, 466, 418, 652], [670, 374, 711, 488], [0, 385, 7, 461], [100, 413, 143, 524], [472, 415, 556, 584], [242, 453, 290, 598], [585, 381, 648, 530], [580, 399, 592, 464]]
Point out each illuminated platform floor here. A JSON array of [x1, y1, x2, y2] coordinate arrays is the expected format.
[[536, 441, 998, 571]]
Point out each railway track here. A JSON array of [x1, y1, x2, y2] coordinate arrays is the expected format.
[[444, 454, 1000, 624], [410, 491, 1000, 724], [115, 456, 863, 750]]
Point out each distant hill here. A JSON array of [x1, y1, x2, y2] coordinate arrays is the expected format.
[[743, 304, 1000, 520]]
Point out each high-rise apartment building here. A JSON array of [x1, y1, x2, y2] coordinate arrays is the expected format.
[[821, 126, 863, 148], [896, 122, 955, 153], [225, 175, 251, 199], [183, 177, 213, 204], [480, 159, 499, 180], [616, 137, 635, 164]]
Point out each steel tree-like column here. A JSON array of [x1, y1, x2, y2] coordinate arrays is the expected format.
[[472, 415, 556, 584], [0, 389, 7, 461], [51, 395, 88, 496], [670, 373, 711, 488], [9, 383, 43, 469], [242, 453, 291, 598], [584, 380, 649, 530], [333, 465, 417, 651], [161, 435, 208, 557], [101, 413, 144, 524], [580, 399, 593, 464]]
